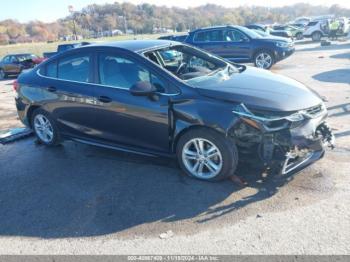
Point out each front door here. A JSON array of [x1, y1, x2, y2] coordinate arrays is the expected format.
[[91, 52, 170, 153], [223, 30, 252, 62]]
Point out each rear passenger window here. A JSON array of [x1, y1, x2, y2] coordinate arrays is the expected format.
[[307, 21, 318, 26], [46, 62, 57, 78], [58, 54, 90, 82], [194, 30, 224, 42]]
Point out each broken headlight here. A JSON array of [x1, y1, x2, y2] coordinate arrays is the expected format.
[[232, 104, 304, 131], [285, 112, 305, 122]]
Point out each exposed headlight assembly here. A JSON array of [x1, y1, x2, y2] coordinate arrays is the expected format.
[[232, 104, 304, 132], [275, 41, 289, 48]]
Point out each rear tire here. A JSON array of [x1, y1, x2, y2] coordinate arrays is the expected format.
[[31, 108, 61, 146], [176, 128, 238, 181], [312, 31, 322, 41]]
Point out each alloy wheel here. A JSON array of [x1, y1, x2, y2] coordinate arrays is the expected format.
[[181, 138, 223, 179], [255, 53, 272, 69], [34, 114, 54, 143]]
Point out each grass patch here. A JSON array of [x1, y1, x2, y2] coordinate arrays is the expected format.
[[0, 33, 165, 58]]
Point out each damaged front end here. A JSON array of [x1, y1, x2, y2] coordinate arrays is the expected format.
[[231, 103, 335, 175]]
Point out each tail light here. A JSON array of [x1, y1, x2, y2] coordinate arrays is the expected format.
[[13, 80, 19, 92]]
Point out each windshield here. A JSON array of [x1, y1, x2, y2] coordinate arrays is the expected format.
[[252, 29, 269, 37], [236, 26, 262, 39], [144, 44, 239, 86], [16, 54, 37, 62]]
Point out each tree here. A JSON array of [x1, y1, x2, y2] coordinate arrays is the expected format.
[[1, 2, 350, 45]]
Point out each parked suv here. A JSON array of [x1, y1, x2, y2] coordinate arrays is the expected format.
[[15, 40, 334, 181], [185, 25, 294, 69], [303, 19, 331, 41]]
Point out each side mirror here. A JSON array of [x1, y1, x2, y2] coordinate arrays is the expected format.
[[130, 81, 157, 96]]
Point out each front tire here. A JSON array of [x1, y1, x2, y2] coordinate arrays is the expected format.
[[0, 69, 6, 80], [296, 32, 303, 40], [31, 109, 61, 146], [254, 50, 274, 69], [176, 128, 238, 181]]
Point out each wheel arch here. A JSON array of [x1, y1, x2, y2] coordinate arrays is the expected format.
[[26, 105, 41, 128], [253, 48, 275, 60], [171, 124, 233, 154]]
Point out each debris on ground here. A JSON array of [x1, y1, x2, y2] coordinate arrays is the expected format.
[[230, 175, 248, 187], [320, 40, 331, 46], [159, 230, 174, 239], [256, 214, 262, 218], [0, 127, 32, 144]]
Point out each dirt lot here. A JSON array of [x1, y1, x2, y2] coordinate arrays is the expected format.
[[0, 40, 349, 254]]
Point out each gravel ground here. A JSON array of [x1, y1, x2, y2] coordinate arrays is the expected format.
[[0, 40, 349, 254]]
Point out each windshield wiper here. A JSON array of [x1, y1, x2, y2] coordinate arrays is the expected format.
[[208, 66, 227, 76]]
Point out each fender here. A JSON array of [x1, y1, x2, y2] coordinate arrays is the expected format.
[[169, 97, 240, 152]]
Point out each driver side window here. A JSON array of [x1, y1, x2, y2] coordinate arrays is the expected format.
[[98, 53, 166, 92], [226, 30, 247, 42]]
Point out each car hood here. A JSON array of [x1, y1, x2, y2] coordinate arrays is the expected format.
[[195, 67, 322, 112]]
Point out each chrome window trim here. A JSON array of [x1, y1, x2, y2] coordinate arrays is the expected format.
[[193, 28, 247, 44], [36, 68, 180, 96], [193, 29, 226, 43]]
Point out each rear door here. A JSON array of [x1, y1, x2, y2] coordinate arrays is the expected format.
[[192, 29, 227, 57], [40, 52, 98, 139]]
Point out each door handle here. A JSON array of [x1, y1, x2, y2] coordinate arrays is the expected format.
[[98, 95, 112, 103], [47, 86, 56, 92]]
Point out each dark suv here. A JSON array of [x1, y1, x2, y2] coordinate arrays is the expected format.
[[185, 25, 295, 69], [15, 40, 334, 181]]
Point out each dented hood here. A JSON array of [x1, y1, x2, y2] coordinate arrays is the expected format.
[[196, 67, 322, 112]]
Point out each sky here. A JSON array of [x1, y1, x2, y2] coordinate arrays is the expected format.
[[1, 0, 350, 23]]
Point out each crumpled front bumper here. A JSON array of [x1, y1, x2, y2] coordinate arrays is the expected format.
[[231, 103, 335, 175], [281, 121, 335, 175]]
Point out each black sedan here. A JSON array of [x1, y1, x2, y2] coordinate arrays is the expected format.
[[0, 53, 41, 79], [15, 40, 335, 181]]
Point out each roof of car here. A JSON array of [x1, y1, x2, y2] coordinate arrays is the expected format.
[[9, 53, 33, 56], [190, 25, 245, 33], [246, 24, 266, 27], [88, 40, 179, 53]]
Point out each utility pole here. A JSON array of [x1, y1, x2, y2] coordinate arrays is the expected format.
[[119, 15, 128, 34], [68, 5, 77, 40]]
